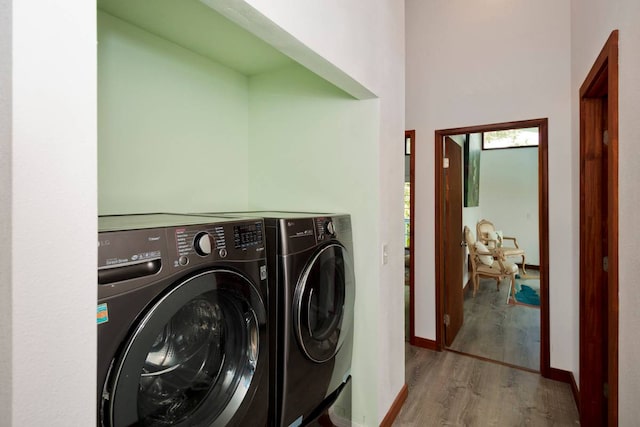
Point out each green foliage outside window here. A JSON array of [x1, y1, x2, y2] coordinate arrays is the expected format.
[[404, 182, 411, 248]]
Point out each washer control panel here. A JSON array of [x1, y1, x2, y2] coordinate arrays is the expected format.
[[175, 225, 226, 258], [171, 219, 265, 269], [97, 216, 267, 300], [234, 221, 263, 249]]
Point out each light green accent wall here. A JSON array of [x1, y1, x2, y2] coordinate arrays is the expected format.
[[248, 64, 381, 424], [98, 11, 250, 214]]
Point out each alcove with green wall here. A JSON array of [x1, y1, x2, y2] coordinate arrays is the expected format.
[[98, 10, 252, 213], [97, 0, 381, 422]]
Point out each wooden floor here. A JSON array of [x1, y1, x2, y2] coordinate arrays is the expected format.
[[394, 345, 580, 426], [447, 276, 540, 370]]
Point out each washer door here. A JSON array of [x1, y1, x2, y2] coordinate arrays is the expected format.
[[293, 243, 355, 363], [106, 269, 265, 427]]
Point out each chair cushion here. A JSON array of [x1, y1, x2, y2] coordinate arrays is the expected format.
[[476, 263, 501, 275], [474, 241, 494, 266], [504, 261, 519, 274], [502, 247, 525, 256]]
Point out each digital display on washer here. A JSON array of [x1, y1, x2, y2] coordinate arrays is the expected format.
[[234, 222, 263, 249]]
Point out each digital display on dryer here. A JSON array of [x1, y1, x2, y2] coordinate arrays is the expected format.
[[233, 222, 263, 249]]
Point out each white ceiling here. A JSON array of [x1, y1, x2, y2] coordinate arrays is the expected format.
[[97, 0, 293, 76]]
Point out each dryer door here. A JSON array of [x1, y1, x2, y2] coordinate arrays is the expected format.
[[105, 269, 266, 427], [293, 243, 355, 363]]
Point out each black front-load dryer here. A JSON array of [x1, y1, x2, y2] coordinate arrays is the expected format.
[[263, 213, 355, 427], [97, 214, 268, 427]]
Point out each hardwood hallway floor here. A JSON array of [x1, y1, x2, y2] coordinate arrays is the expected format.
[[393, 345, 579, 426], [448, 274, 540, 370]]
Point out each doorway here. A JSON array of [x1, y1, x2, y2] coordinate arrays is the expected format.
[[435, 119, 550, 375], [579, 30, 619, 427]]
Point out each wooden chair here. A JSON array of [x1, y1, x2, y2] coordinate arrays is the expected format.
[[476, 219, 527, 275], [464, 226, 518, 298]]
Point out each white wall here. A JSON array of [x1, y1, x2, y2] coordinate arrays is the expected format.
[[0, 0, 11, 421], [239, 0, 383, 96], [406, 0, 574, 374], [571, 0, 640, 421], [479, 148, 539, 265], [2, 0, 97, 425], [98, 11, 250, 214]]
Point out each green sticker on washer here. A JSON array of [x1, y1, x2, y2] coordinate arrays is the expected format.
[[97, 303, 109, 324]]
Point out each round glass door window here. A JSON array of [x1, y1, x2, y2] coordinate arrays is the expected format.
[[293, 243, 355, 363], [106, 270, 265, 427]]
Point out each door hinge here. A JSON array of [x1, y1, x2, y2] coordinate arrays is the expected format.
[[603, 129, 609, 145], [603, 256, 609, 272], [444, 314, 450, 326], [443, 158, 450, 169], [604, 382, 609, 399]]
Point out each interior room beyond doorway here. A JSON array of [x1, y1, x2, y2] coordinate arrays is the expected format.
[[434, 119, 550, 374]]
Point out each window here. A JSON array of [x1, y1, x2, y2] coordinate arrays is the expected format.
[[483, 127, 539, 150], [404, 182, 411, 248]]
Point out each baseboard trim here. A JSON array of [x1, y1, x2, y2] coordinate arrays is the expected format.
[[379, 384, 408, 427], [519, 263, 540, 271], [411, 336, 438, 350], [548, 368, 580, 410]]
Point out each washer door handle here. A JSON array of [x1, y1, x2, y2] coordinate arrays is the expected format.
[[307, 288, 314, 337], [98, 258, 161, 285]]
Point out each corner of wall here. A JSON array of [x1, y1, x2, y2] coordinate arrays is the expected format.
[[0, 0, 11, 422]]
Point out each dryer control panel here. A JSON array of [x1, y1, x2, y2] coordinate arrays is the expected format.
[[314, 217, 336, 241], [279, 216, 338, 255], [278, 214, 353, 256]]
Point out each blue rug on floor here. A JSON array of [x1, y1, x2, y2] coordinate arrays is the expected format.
[[514, 284, 540, 306]]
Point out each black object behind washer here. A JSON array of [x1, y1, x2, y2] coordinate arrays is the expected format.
[[97, 214, 269, 427]]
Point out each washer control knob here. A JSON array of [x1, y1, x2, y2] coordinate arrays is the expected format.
[[219, 248, 227, 258], [194, 232, 212, 256], [178, 256, 189, 266], [324, 220, 335, 237]]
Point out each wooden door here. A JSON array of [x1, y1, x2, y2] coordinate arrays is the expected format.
[[580, 96, 608, 426], [444, 137, 464, 346], [579, 30, 618, 426]]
